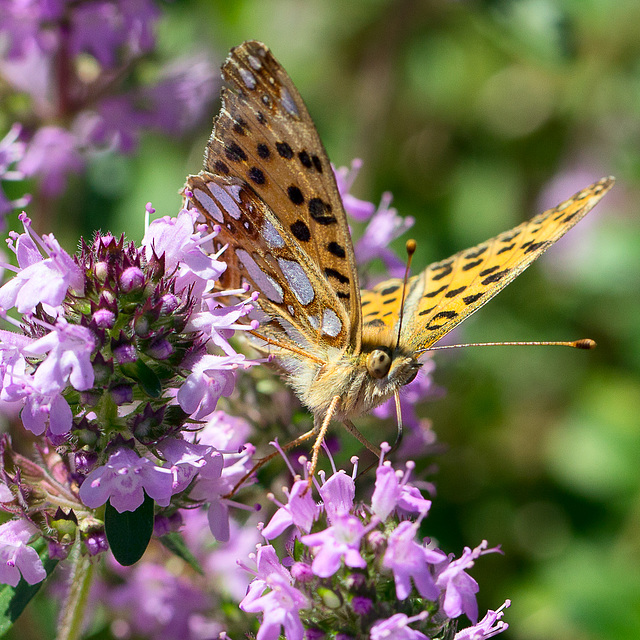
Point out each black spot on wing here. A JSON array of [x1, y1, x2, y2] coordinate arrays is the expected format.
[[463, 246, 488, 260], [479, 265, 499, 276], [462, 259, 482, 271], [432, 262, 453, 281], [496, 243, 515, 255], [325, 268, 349, 285], [481, 269, 509, 285], [288, 186, 304, 205], [380, 284, 400, 296], [327, 242, 345, 258], [276, 141, 293, 159], [445, 286, 466, 298], [225, 142, 247, 162], [424, 285, 447, 298], [257, 143, 270, 159], [463, 292, 484, 305], [298, 150, 312, 168], [214, 160, 230, 175], [248, 167, 266, 184], [290, 220, 311, 241], [309, 198, 336, 225], [365, 319, 386, 328]]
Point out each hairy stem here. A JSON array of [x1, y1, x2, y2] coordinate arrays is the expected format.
[[56, 537, 94, 640]]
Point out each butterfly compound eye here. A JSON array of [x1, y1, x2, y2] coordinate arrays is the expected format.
[[367, 349, 392, 379]]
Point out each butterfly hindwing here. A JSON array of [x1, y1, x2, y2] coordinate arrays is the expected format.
[[201, 40, 362, 353], [360, 176, 615, 352]]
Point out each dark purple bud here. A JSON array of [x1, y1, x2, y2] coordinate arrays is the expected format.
[[120, 266, 145, 292], [92, 308, 116, 328], [113, 343, 137, 363], [305, 630, 325, 640], [74, 450, 98, 475], [351, 596, 373, 616], [110, 383, 133, 405], [84, 531, 109, 556], [291, 561, 315, 583], [147, 338, 173, 360], [80, 389, 101, 407]]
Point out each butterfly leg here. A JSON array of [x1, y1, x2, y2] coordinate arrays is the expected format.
[[306, 395, 341, 491]]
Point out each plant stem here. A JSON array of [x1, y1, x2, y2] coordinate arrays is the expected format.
[[56, 537, 94, 640]]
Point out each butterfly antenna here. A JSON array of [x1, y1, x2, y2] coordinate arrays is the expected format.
[[395, 239, 417, 351], [417, 338, 596, 354]]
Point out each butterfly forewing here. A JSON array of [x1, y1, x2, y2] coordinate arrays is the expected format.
[[360, 176, 615, 352], [199, 40, 362, 353]]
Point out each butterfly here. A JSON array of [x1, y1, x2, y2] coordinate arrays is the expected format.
[[185, 40, 614, 476]]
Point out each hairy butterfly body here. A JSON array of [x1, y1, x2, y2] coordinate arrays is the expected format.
[[185, 40, 614, 470]]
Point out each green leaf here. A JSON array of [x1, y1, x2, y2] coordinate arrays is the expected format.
[[160, 532, 204, 575], [120, 359, 162, 398], [0, 537, 58, 635], [105, 494, 154, 566]]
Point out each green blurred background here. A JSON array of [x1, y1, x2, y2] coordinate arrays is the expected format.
[[8, 1, 640, 639]]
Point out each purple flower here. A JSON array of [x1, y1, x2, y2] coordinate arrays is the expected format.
[[435, 541, 500, 623], [21, 392, 72, 436], [454, 600, 510, 640], [142, 208, 226, 293], [156, 437, 219, 494], [24, 319, 95, 395], [106, 562, 212, 640], [79, 448, 173, 512], [189, 295, 258, 356], [0, 520, 46, 587], [241, 573, 309, 640], [141, 56, 217, 136], [177, 354, 243, 420], [0, 124, 30, 222], [371, 450, 432, 521], [198, 410, 253, 450], [0, 216, 84, 313], [300, 513, 368, 578], [239, 544, 293, 611], [334, 160, 376, 221], [382, 521, 445, 600], [354, 192, 415, 278], [370, 612, 429, 640], [319, 468, 355, 523], [18, 126, 85, 197], [261, 479, 320, 540]]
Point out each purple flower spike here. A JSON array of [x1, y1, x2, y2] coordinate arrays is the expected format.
[[78, 448, 173, 512]]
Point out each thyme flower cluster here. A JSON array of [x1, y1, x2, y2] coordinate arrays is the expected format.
[[238, 447, 509, 640]]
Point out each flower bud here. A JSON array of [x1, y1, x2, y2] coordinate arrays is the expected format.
[[120, 266, 144, 292], [110, 383, 133, 405]]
